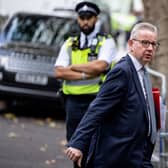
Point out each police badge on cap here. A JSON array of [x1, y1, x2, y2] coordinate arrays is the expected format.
[[75, 1, 100, 16]]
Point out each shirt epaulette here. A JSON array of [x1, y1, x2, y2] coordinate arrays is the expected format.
[[96, 32, 112, 39]]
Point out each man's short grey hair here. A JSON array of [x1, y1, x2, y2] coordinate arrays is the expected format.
[[130, 22, 158, 40]]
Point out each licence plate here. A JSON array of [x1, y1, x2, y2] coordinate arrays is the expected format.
[[15, 73, 48, 85]]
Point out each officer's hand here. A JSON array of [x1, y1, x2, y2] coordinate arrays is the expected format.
[[66, 147, 83, 167]]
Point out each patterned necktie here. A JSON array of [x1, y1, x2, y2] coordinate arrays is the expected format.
[[143, 67, 157, 144], [83, 36, 88, 48]]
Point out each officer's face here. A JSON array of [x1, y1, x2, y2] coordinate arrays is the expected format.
[[77, 15, 98, 35]]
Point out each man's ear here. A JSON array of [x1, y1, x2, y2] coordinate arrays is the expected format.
[[94, 16, 98, 22], [127, 39, 134, 52]]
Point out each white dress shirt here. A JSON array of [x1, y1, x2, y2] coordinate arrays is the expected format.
[[128, 54, 146, 97]]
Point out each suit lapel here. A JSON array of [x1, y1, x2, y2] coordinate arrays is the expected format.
[[126, 55, 148, 116]]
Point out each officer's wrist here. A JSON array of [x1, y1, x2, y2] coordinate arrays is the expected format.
[[81, 72, 86, 80]]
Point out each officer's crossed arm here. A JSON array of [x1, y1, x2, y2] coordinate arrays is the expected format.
[[55, 66, 93, 80], [70, 60, 108, 76]]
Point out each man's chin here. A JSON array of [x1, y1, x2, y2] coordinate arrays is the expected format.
[[82, 30, 90, 35], [144, 58, 152, 64], [81, 27, 94, 35]]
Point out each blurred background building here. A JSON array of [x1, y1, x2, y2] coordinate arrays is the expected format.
[[0, 0, 144, 25]]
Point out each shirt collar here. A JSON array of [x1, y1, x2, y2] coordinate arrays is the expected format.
[[81, 27, 98, 42], [128, 54, 143, 72]]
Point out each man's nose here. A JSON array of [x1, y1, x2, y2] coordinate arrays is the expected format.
[[82, 19, 89, 23], [148, 43, 154, 50]]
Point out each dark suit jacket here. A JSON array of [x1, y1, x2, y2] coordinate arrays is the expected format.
[[68, 55, 151, 168]]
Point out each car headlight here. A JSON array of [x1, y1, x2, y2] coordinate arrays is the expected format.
[[0, 56, 8, 66], [0, 72, 3, 80]]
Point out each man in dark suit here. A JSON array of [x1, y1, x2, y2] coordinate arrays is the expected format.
[[65, 22, 160, 168]]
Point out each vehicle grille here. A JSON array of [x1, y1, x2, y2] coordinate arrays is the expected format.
[[6, 52, 56, 76]]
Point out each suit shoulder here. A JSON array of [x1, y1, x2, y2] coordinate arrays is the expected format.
[[112, 57, 132, 77], [116, 56, 130, 69]]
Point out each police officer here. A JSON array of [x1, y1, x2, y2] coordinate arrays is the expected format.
[[55, 1, 116, 167]]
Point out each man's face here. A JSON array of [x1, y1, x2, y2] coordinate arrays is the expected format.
[[128, 29, 159, 65], [77, 14, 97, 35]]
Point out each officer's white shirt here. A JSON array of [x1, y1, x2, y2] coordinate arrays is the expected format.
[[55, 26, 117, 67]]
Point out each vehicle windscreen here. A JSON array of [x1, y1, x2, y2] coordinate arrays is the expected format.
[[3, 14, 79, 47]]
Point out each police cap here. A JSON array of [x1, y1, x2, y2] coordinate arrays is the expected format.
[[75, 1, 100, 17]]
